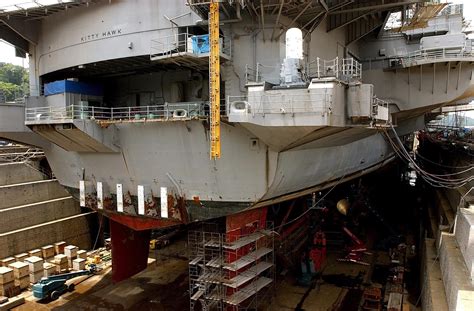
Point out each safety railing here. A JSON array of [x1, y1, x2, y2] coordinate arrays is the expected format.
[[227, 93, 331, 116], [150, 32, 231, 60], [0, 148, 45, 163], [341, 58, 362, 80], [25, 102, 226, 124], [399, 44, 474, 67], [440, 4, 463, 16], [306, 57, 362, 81], [244, 57, 362, 85], [245, 64, 261, 84]]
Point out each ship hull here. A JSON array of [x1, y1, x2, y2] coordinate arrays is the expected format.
[[42, 120, 399, 228]]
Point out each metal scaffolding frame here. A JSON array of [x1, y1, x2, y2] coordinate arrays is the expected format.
[[188, 223, 275, 311]]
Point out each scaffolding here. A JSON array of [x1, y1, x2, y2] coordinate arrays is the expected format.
[[188, 223, 275, 311]]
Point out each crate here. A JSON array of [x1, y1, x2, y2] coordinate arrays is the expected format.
[[0, 258, 15, 268], [76, 250, 87, 260], [41, 245, 55, 259], [24, 256, 44, 273], [72, 258, 86, 271], [43, 263, 56, 277], [54, 241, 67, 255], [64, 245, 78, 258], [53, 254, 68, 264], [14, 276, 29, 290], [29, 271, 44, 284], [0, 267, 14, 284], [28, 249, 43, 258], [14, 253, 28, 262], [8, 262, 29, 279], [55, 262, 69, 273], [0, 281, 14, 296]]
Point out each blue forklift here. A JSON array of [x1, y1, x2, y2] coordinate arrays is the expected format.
[[32, 265, 96, 301]]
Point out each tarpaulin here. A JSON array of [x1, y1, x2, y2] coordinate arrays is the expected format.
[[44, 80, 103, 97]]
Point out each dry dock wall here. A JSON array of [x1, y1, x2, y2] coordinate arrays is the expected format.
[[0, 162, 94, 259], [455, 208, 474, 280], [0, 213, 94, 259], [422, 238, 449, 311], [439, 232, 474, 311], [0, 179, 68, 209], [0, 162, 44, 186], [0, 197, 80, 233]]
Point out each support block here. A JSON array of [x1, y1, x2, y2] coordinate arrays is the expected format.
[[54, 241, 66, 255], [41, 245, 54, 259], [455, 208, 474, 279], [0, 267, 13, 284], [24, 256, 43, 273]]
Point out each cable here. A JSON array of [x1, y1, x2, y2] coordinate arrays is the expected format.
[[415, 151, 474, 170], [383, 126, 474, 189], [92, 214, 103, 251], [273, 173, 347, 232]]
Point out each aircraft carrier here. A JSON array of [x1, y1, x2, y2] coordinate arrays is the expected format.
[[0, 0, 473, 291]]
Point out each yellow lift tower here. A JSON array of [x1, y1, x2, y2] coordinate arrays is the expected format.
[[209, 0, 221, 159]]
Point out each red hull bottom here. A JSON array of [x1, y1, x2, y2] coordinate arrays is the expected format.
[[110, 219, 151, 282]]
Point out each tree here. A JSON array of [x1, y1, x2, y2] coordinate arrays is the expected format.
[[0, 62, 29, 101], [0, 81, 22, 101]]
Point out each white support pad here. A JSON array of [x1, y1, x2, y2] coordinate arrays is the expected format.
[[79, 180, 85, 207], [161, 187, 168, 218], [116, 184, 123, 213], [97, 182, 104, 209], [137, 185, 145, 215]]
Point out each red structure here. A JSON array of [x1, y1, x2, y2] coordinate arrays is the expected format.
[[110, 220, 151, 282], [310, 231, 326, 272]]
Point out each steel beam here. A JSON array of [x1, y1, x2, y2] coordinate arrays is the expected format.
[[329, 0, 424, 15], [275, 0, 313, 40]]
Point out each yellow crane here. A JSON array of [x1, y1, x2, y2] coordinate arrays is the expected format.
[[209, 0, 221, 159]]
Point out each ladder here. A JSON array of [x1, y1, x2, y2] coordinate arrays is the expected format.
[[209, 0, 221, 159]]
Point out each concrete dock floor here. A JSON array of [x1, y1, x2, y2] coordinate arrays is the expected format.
[[13, 241, 189, 311]]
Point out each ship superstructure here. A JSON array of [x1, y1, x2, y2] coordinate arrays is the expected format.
[[0, 0, 473, 281]]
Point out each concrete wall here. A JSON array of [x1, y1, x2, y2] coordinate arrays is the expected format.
[[0, 179, 69, 209], [0, 212, 94, 259], [0, 197, 80, 233], [455, 208, 474, 280], [439, 232, 474, 311], [0, 162, 44, 186], [422, 238, 449, 311]]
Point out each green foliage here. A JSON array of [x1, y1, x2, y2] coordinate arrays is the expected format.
[[0, 82, 22, 101], [0, 62, 29, 101]]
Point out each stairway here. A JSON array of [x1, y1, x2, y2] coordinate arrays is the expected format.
[[0, 161, 94, 259]]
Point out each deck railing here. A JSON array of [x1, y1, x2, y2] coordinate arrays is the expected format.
[[400, 44, 474, 67], [306, 57, 362, 81], [244, 57, 362, 84], [24, 102, 227, 124]]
